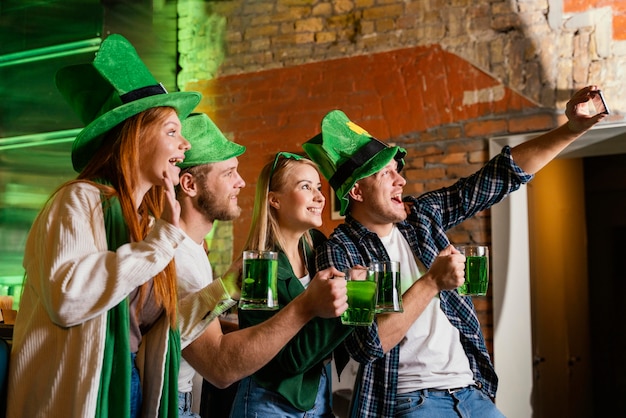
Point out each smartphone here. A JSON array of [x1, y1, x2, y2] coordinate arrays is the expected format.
[[591, 90, 610, 115]]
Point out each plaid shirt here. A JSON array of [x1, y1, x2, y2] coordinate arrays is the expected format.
[[316, 146, 533, 418]]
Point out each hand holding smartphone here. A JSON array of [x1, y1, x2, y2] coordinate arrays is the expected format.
[[590, 90, 610, 115]]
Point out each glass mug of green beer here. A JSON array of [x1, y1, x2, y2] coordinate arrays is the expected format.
[[341, 266, 378, 326], [370, 261, 403, 313], [457, 245, 489, 296], [238, 250, 279, 310]]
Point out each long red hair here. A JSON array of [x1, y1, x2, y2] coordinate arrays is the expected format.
[[76, 106, 178, 327]]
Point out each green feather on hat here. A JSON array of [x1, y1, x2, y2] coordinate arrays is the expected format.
[[303, 110, 406, 216], [178, 113, 246, 168], [55, 34, 201, 172]]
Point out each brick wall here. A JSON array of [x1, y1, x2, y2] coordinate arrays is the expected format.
[[564, 0, 626, 40], [177, 0, 626, 354], [180, 0, 626, 108]]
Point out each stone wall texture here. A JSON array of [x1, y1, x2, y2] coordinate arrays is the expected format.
[[179, 0, 626, 109]]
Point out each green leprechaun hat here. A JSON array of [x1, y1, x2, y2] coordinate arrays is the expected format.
[[55, 34, 201, 172], [178, 113, 246, 168], [302, 110, 406, 216]]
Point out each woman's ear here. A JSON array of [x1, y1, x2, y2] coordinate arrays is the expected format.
[[268, 191, 280, 210]]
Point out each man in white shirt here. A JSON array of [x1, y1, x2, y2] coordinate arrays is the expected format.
[[305, 86, 606, 417], [175, 113, 347, 417]]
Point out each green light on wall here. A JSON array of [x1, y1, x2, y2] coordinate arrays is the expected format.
[[0, 38, 101, 68], [0, 129, 80, 151]]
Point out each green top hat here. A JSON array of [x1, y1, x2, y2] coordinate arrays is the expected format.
[[55, 34, 201, 172], [302, 110, 406, 216], [178, 113, 246, 169]]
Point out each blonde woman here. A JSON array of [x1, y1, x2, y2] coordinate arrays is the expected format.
[[230, 153, 353, 418]]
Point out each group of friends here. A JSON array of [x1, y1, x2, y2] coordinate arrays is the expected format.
[[5, 34, 606, 418]]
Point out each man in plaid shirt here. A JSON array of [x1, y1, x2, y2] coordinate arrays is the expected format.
[[303, 86, 605, 417]]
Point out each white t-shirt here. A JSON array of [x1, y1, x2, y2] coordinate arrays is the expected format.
[[299, 273, 311, 288], [175, 232, 214, 393], [379, 227, 475, 393]]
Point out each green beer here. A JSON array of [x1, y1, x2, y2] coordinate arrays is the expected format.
[[458, 255, 489, 296], [342, 280, 378, 326], [239, 252, 279, 310], [371, 261, 403, 313]]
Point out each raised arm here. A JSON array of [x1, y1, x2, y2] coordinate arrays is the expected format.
[[511, 85, 606, 174], [182, 267, 347, 388]]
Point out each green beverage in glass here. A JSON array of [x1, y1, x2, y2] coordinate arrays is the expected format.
[[341, 267, 378, 326], [239, 250, 279, 310], [457, 245, 489, 296], [371, 261, 403, 313]]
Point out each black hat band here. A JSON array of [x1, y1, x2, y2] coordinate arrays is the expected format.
[[120, 83, 168, 104], [329, 138, 388, 190]]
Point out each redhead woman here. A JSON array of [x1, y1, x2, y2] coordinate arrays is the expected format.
[[7, 35, 230, 418], [230, 153, 353, 418]]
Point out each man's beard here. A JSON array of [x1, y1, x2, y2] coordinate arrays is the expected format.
[[196, 184, 241, 222]]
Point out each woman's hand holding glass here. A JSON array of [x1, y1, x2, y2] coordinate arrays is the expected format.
[[300, 267, 348, 318]]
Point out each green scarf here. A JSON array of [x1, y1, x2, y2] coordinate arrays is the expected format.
[[96, 193, 180, 417]]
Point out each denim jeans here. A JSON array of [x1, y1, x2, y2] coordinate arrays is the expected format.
[[229, 363, 334, 417], [395, 386, 506, 418], [130, 353, 142, 418], [178, 391, 201, 418]]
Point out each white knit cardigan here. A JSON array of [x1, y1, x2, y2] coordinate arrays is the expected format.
[[6, 182, 231, 418]]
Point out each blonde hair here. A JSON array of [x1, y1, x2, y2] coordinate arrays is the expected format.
[[244, 155, 320, 253]]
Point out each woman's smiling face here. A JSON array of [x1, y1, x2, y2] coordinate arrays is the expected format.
[[271, 162, 326, 233], [138, 108, 190, 189]]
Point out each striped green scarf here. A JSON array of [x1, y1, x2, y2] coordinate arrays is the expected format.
[[96, 194, 180, 417]]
